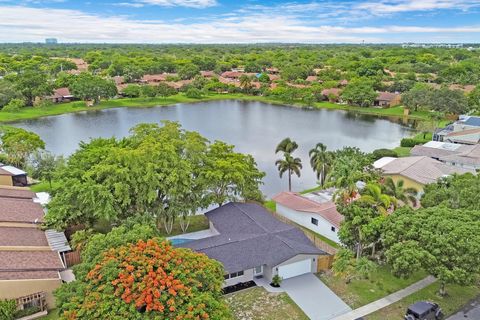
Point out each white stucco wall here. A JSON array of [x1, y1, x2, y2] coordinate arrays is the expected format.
[[276, 204, 340, 243], [223, 268, 254, 287], [269, 254, 318, 279]]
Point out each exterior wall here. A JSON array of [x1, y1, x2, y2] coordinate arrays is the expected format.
[[268, 254, 319, 281], [0, 175, 13, 186], [385, 174, 425, 194], [0, 277, 62, 309], [276, 204, 340, 243], [223, 268, 254, 287]]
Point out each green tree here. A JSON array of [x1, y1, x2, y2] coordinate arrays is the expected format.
[[382, 177, 418, 207], [200, 141, 265, 206], [121, 84, 142, 98], [384, 206, 480, 295], [430, 87, 469, 115], [69, 72, 117, 105], [0, 80, 21, 108], [140, 85, 157, 98], [341, 80, 377, 107], [358, 182, 396, 216], [275, 138, 302, 192], [12, 70, 52, 106], [30, 150, 64, 189], [2, 98, 25, 112], [185, 87, 203, 99], [468, 85, 480, 110], [258, 72, 270, 84], [0, 126, 45, 168], [309, 142, 332, 186], [239, 74, 253, 92], [0, 299, 16, 320], [156, 83, 176, 99], [178, 63, 200, 80], [401, 84, 431, 111]]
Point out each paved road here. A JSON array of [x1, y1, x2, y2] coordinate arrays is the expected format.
[[447, 295, 480, 320], [332, 276, 437, 320], [281, 273, 352, 320]]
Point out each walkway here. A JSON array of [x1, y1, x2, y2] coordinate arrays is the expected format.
[[332, 276, 437, 320], [257, 273, 351, 320]]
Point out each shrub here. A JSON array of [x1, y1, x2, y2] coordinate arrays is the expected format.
[[2, 98, 25, 112], [271, 274, 283, 287], [371, 148, 398, 160], [14, 306, 41, 318], [185, 88, 203, 99], [400, 138, 425, 147], [0, 299, 16, 320]]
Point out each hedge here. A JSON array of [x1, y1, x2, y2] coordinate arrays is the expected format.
[[400, 138, 426, 147]]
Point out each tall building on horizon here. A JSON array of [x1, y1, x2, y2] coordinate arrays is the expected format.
[[45, 38, 58, 44]]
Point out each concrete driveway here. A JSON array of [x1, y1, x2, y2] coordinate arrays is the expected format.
[[447, 295, 480, 320], [281, 273, 352, 320]]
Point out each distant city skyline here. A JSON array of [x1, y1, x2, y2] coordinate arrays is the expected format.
[[1, 0, 480, 43]]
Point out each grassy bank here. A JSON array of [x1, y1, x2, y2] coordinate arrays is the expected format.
[[0, 93, 435, 123]]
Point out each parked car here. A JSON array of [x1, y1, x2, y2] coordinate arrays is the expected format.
[[405, 301, 444, 320]]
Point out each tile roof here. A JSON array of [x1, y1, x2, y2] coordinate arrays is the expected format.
[[0, 165, 26, 176], [376, 156, 474, 185], [0, 251, 64, 272], [0, 187, 35, 200], [463, 116, 480, 127], [0, 270, 60, 280], [439, 144, 480, 166], [272, 192, 343, 228], [446, 128, 480, 137], [0, 227, 49, 247], [0, 198, 44, 223], [180, 203, 324, 273], [376, 91, 400, 101], [321, 88, 342, 97]]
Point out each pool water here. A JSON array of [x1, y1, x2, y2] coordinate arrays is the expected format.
[[170, 238, 193, 245]]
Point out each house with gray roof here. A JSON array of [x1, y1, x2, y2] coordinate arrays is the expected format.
[[411, 142, 480, 170], [179, 202, 324, 287]]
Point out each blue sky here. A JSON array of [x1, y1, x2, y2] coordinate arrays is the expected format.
[[1, 0, 480, 43]]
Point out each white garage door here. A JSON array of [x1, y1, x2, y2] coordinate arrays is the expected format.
[[277, 259, 311, 279]]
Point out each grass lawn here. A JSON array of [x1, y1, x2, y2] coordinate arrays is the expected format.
[[30, 180, 62, 193], [39, 310, 60, 319], [318, 266, 427, 309], [224, 287, 309, 320], [264, 200, 276, 212], [392, 146, 412, 157], [157, 214, 209, 237], [366, 283, 480, 320]]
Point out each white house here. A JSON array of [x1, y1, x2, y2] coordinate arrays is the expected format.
[[272, 191, 343, 244]]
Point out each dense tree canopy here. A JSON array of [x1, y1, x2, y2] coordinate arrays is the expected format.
[[70, 72, 117, 104], [383, 206, 480, 295], [0, 126, 45, 167], [45, 122, 264, 230]]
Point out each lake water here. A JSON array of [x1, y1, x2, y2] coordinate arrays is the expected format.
[[12, 100, 414, 197]]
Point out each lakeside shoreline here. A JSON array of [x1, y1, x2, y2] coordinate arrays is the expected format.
[[0, 93, 434, 124]]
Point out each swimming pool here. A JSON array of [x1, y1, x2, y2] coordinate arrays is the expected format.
[[170, 238, 193, 245]]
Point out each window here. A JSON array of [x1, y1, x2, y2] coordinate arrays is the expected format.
[[331, 226, 336, 232], [225, 271, 244, 279], [311, 217, 318, 226], [237, 270, 244, 276], [224, 274, 230, 280]]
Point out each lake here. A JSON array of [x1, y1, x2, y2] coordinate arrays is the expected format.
[[12, 100, 414, 197]]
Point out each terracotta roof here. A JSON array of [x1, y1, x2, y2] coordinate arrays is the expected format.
[[0, 251, 64, 272], [321, 88, 342, 97], [272, 192, 344, 228], [376, 156, 474, 185], [200, 71, 215, 77], [0, 227, 49, 247], [52, 87, 71, 98], [306, 75, 318, 82], [0, 187, 35, 200], [0, 198, 44, 223], [376, 91, 400, 101], [221, 71, 255, 78]]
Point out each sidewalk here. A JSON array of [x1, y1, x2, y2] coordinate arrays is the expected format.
[[332, 276, 437, 320]]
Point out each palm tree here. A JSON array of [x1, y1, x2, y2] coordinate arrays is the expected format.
[[239, 75, 252, 92], [275, 137, 298, 154], [382, 177, 418, 207], [275, 153, 302, 192], [358, 183, 396, 216], [309, 143, 332, 186]]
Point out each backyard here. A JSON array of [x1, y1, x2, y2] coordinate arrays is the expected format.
[[224, 287, 308, 320]]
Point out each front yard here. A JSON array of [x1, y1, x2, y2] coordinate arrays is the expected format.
[[318, 266, 427, 308], [224, 287, 308, 320]]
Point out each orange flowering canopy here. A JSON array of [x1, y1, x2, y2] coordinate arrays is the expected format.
[[61, 239, 231, 320]]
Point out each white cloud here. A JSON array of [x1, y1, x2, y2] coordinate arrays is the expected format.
[[0, 5, 479, 43], [356, 0, 480, 15], [131, 0, 217, 8]]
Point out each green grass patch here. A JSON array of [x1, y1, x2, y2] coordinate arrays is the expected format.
[[157, 214, 209, 237], [392, 146, 412, 157], [298, 225, 341, 249], [39, 310, 60, 319], [224, 287, 309, 320], [318, 265, 427, 308], [29, 180, 61, 193], [366, 283, 480, 320], [264, 200, 276, 212], [300, 185, 322, 194]]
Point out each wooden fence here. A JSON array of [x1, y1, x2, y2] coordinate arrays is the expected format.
[[64, 250, 81, 268]]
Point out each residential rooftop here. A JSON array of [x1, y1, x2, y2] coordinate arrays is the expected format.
[[0, 198, 44, 223], [180, 202, 323, 273]]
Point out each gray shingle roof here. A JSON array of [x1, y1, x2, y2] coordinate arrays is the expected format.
[[464, 116, 480, 127], [180, 203, 324, 273]]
